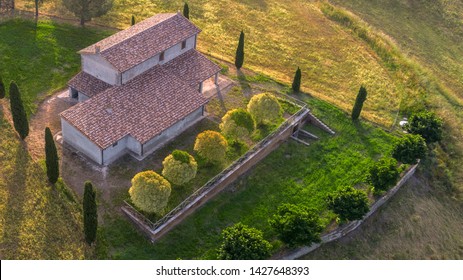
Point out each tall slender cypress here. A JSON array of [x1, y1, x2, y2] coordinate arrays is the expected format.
[[45, 127, 59, 184], [235, 31, 245, 70], [183, 2, 189, 19], [131, 15, 135, 26], [351, 85, 368, 121], [0, 75, 5, 99], [292, 67, 301, 92], [83, 181, 98, 245], [9, 81, 29, 139]]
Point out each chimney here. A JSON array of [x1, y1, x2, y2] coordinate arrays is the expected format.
[[95, 45, 100, 54]]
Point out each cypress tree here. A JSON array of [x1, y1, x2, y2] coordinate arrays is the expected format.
[[235, 31, 245, 70], [351, 85, 367, 121], [45, 127, 59, 184], [131, 15, 135, 26], [183, 2, 189, 19], [83, 181, 98, 245], [9, 81, 29, 139], [292, 67, 301, 92], [0, 75, 5, 99]]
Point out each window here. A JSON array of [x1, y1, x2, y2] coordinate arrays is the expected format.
[[159, 51, 165, 61], [181, 40, 186, 50], [112, 141, 118, 147]]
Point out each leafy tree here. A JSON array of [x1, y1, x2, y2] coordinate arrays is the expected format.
[[247, 93, 282, 125], [217, 223, 271, 260], [368, 157, 399, 193], [131, 15, 135, 26], [326, 186, 369, 222], [45, 127, 59, 184], [9, 81, 29, 139], [220, 108, 255, 141], [194, 130, 228, 164], [129, 171, 171, 214], [406, 111, 443, 144], [392, 134, 427, 164], [0, 75, 5, 99], [235, 31, 245, 69], [83, 181, 97, 245], [269, 203, 323, 247], [292, 67, 301, 93], [62, 0, 113, 26], [183, 2, 189, 19], [162, 150, 197, 185], [351, 85, 368, 120]]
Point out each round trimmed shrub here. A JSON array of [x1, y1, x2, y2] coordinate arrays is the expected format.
[[162, 150, 198, 185], [194, 130, 228, 164], [129, 171, 171, 214], [219, 108, 255, 141], [269, 203, 323, 247], [217, 223, 272, 260], [247, 93, 282, 125]]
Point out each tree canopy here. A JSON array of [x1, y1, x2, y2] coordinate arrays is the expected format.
[[351, 85, 367, 120], [247, 93, 282, 125], [326, 186, 369, 222], [9, 81, 29, 139], [62, 0, 113, 26], [162, 150, 198, 185], [392, 134, 427, 164], [235, 31, 245, 69], [406, 111, 443, 144], [220, 108, 255, 141], [45, 127, 59, 184], [368, 157, 399, 194], [83, 181, 97, 245], [194, 130, 228, 164], [217, 223, 271, 260]]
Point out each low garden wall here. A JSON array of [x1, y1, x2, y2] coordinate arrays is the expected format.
[[279, 162, 419, 260], [122, 102, 320, 242]]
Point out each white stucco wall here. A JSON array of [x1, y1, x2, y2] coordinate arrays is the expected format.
[[142, 106, 204, 154], [61, 118, 103, 164], [126, 135, 142, 155], [102, 136, 128, 165], [82, 54, 120, 85], [121, 35, 196, 84]]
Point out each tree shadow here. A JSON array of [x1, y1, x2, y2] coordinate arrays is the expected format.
[[1, 143, 29, 259], [237, 70, 252, 97]]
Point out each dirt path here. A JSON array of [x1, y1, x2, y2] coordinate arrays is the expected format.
[[26, 90, 75, 160]]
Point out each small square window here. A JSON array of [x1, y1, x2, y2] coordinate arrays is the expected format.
[[112, 141, 118, 147], [181, 40, 186, 49], [159, 51, 165, 61]]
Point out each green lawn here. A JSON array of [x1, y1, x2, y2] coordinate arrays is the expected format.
[[0, 19, 111, 115], [0, 110, 85, 259], [98, 93, 397, 259]]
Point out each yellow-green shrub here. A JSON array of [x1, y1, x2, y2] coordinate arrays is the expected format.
[[162, 150, 198, 185], [194, 130, 228, 164], [128, 171, 171, 214], [247, 93, 282, 125], [220, 108, 255, 141]]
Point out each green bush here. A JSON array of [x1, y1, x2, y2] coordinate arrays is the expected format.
[[247, 93, 282, 125], [368, 157, 400, 194], [220, 108, 255, 141], [217, 223, 271, 260], [326, 186, 369, 222], [128, 171, 171, 214], [406, 111, 443, 144], [269, 203, 322, 247], [392, 134, 427, 164], [194, 130, 228, 165], [162, 150, 197, 185]]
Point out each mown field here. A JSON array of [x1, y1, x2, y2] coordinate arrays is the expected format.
[[2, 0, 462, 259]]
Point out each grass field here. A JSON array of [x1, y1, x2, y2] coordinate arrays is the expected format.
[[0, 110, 85, 259], [0, 19, 111, 115], [17, 0, 409, 126]]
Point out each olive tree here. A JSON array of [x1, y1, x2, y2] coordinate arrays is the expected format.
[[406, 111, 443, 144], [368, 157, 400, 194], [326, 186, 369, 222], [392, 134, 427, 164]]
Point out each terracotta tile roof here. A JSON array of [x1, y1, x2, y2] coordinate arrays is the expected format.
[[61, 64, 209, 149], [68, 71, 112, 98], [79, 13, 201, 72], [163, 49, 221, 87]]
